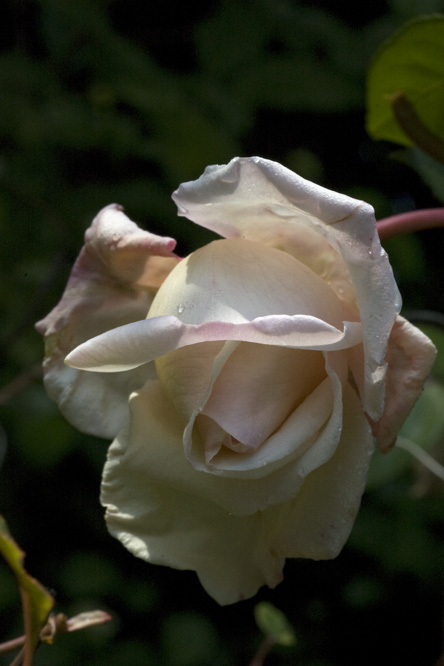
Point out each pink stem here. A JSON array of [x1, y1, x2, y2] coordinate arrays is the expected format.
[[376, 209, 444, 241]]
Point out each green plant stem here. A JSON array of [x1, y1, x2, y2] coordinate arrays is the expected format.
[[376, 208, 444, 240]]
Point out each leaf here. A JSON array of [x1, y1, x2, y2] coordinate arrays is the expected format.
[[366, 15, 444, 146], [0, 515, 54, 666], [254, 602, 296, 647]]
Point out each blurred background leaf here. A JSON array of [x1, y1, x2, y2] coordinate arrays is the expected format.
[[366, 14, 444, 146]]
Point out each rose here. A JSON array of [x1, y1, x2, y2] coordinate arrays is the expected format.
[[37, 157, 436, 605]]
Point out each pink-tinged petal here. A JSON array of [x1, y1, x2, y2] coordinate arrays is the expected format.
[[272, 383, 374, 560], [201, 344, 326, 449], [65, 315, 362, 372], [66, 235, 362, 374], [370, 316, 437, 452], [36, 204, 179, 438], [185, 350, 346, 480], [173, 158, 402, 419], [83, 204, 178, 288]]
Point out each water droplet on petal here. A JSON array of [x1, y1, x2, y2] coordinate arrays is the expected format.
[[177, 303, 185, 314]]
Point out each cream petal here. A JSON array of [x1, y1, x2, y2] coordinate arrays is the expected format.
[[185, 349, 346, 479], [173, 157, 402, 419], [36, 204, 179, 438], [272, 383, 374, 560], [65, 316, 362, 372], [202, 344, 326, 449], [107, 353, 344, 516], [101, 380, 285, 605], [148, 238, 344, 328], [101, 363, 362, 604], [370, 316, 437, 452]]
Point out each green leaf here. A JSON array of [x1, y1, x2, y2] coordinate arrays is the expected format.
[[366, 15, 444, 146], [254, 602, 296, 647], [0, 515, 54, 665]]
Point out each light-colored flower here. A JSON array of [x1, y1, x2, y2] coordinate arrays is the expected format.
[[37, 157, 436, 605]]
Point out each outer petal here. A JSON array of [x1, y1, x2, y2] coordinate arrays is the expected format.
[[370, 316, 437, 452], [66, 236, 362, 373], [36, 204, 179, 438], [100, 380, 285, 605], [272, 383, 374, 560], [172, 157, 402, 419], [65, 315, 362, 372]]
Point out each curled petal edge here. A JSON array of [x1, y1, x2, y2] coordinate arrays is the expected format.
[[370, 315, 437, 452], [65, 315, 363, 372]]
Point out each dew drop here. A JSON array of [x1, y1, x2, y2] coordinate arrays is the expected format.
[[177, 303, 185, 314]]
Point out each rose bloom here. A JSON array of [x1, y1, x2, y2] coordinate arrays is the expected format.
[[37, 157, 436, 605]]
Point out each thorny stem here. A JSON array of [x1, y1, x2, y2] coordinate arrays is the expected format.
[[376, 208, 444, 241], [248, 636, 277, 666]]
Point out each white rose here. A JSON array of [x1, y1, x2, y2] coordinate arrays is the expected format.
[[37, 157, 436, 605]]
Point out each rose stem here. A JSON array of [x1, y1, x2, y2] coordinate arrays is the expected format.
[[376, 208, 444, 241]]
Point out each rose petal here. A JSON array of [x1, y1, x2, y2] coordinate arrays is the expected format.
[[100, 351, 345, 514], [272, 382, 374, 560], [36, 204, 179, 438], [101, 380, 285, 605], [370, 315, 437, 452], [173, 157, 402, 419], [101, 366, 370, 604], [149, 238, 344, 328], [185, 350, 346, 477], [201, 344, 326, 449], [65, 315, 362, 372]]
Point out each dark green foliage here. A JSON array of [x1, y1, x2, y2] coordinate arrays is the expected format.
[[1, 1, 444, 665]]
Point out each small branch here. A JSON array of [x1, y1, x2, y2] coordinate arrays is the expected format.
[[0, 636, 25, 656], [376, 208, 444, 241], [0, 611, 112, 659], [390, 91, 444, 165]]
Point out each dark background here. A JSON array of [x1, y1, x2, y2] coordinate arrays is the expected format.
[[1, 1, 444, 664]]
